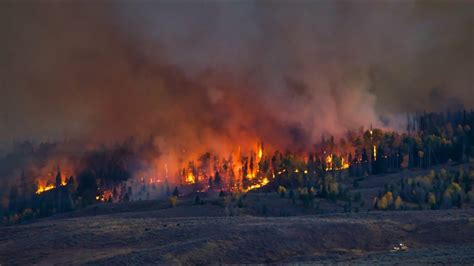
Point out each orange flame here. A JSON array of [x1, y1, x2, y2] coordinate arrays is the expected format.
[[325, 154, 349, 171], [36, 184, 56, 194], [373, 145, 377, 161], [243, 177, 270, 192], [185, 172, 196, 184]]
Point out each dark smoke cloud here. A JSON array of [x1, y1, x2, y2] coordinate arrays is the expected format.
[[0, 1, 472, 158]]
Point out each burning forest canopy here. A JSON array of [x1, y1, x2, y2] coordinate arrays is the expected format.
[[0, 2, 473, 222]]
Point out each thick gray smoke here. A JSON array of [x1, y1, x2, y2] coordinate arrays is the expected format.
[[0, 1, 472, 158]]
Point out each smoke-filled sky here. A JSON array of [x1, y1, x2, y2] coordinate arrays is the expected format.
[[0, 0, 472, 155]]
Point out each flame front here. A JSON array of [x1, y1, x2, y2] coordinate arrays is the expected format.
[[34, 139, 356, 197], [36, 184, 56, 194], [173, 141, 353, 193], [373, 145, 377, 161], [35, 168, 71, 195], [325, 154, 349, 171], [257, 145, 263, 161], [96, 190, 113, 202], [185, 172, 196, 184], [242, 177, 270, 192]]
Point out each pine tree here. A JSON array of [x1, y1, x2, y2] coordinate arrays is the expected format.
[[214, 171, 222, 188], [172, 187, 180, 197]]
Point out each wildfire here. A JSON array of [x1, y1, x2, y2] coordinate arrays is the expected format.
[[36, 184, 56, 194], [148, 178, 163, 184], [370, 129, 377, 161], [373, 145, 377, 161], [246, 172, 256, 180], [29, 137, 359, 203], [175, 140, 352, 194], [342, 158, 350, 169], [325, 154, 350, 171], [185, 172, 196, 184], [34, 166, 73, 195], [96, 190, 113, 202], [243, 177, 270, 192], [36, 174, 69, 194], [326, 154, 333, 166], [35, 182, 67, 194]]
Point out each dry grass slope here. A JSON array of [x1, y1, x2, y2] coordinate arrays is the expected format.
[[0, 205, 473, 264]]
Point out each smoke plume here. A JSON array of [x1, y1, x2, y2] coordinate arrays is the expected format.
[[0, 1, 472, 164]]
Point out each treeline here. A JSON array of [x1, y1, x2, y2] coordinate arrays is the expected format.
[[174, 110, 474, 209], [185, 110, 473, 192], [375, 167, 474, 210], [351, 111, 472, 176], [1, 140, 159, 225], [1, 110, 473, 223]]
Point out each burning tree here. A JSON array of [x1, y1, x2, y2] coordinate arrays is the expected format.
[[0, 110, 473, 224]]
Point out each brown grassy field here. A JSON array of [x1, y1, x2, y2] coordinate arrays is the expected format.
[[0, 201, 473, 264], [1, 163, 473, 264]]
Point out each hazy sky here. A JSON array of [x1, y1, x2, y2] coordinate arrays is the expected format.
[[0, 0, 472, 153]]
